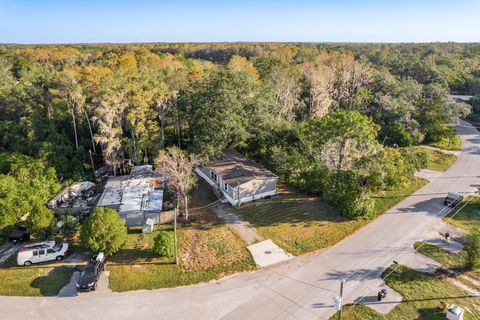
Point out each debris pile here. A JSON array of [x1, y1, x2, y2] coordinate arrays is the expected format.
[[48, 181, 99, 216]]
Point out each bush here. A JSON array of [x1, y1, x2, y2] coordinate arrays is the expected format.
[[80, 207, 127, 255], [385, 123, 414, 147], [153, 231, 174, 257], [59, 214, 80, 239], [323, 171, 373, 219], [401, 148, 428, 171], [27, 203, 56, 238], [464, 227, 480, 270]]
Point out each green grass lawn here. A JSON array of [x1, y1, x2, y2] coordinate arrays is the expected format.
[[371, 177, 428, 215], [414, 242, 467, 270], [332, 265, 480, 319], [429, 126, 462, 151], [0, 243, 89, 296], [0, 259, 76, 296], [235, 179, 427, 256], [189, 177, 218, 208], [0, 266, 74, 296], [107, 209, 255, 292], [414, 146, 458, 172], [444, 195, 480, 231], [414, 241, 480, 291]]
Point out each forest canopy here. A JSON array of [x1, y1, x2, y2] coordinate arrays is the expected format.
[[0, 42, 478, 228]]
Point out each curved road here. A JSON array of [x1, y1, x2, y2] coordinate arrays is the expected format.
[[2, 120, 480, 320]]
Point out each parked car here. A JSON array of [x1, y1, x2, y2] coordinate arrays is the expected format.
[[444, 192, 464, 207], [7, 224, 30, 243], [76, 252, 106, 292], [17, 241, 68, 266]]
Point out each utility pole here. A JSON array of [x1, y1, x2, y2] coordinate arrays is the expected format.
[[89, 149, 95, 182], [173, 206, 178, 265], [338, 279, 345, 320]]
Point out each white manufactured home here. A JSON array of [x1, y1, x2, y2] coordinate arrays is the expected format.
[[195, 150, 278, 206]]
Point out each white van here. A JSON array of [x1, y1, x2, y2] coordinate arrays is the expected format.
[[17, 241, 69, 266]]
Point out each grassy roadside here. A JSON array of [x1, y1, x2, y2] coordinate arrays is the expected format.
[[0, 265, 75, 296], [444, 195, 480, 231], [414, 146, 458, 172], [414, 242, 466, 270], [107, 209, 255, 292], [372, 177, 428, 215], [332, 265, 480, 319], [0, 244, 89, 296], [236, 178, 427, 256], [428, 126, 462, 151], [414, 241, 480, 290], [0, 252, 77, 297]]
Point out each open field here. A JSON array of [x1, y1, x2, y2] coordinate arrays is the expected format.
[[444, 195, 480, 230], [236, 179, 427, 256], [332, 265, 480, 319], [415, 146, 458, 172], [107, 209, 255, 292]]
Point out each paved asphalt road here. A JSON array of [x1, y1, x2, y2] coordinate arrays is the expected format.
[[2, 120, 479, 320]]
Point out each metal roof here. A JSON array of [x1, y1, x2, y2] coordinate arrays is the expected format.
[[97, 167, 164, 226]]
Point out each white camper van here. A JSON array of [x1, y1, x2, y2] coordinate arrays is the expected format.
[[17, 241, 69, 266]]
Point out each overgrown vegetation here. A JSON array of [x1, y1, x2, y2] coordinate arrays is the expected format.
[[413, 146, 458, 171], [107, 210, 255, 291], [0, 43, 476, 230]]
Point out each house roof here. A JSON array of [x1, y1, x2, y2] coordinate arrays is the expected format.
[[97, 166, 163, 214], [207, 149, 277, 185]]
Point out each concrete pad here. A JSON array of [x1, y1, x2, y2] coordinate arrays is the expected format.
[[58, 271, 80, 297], [247, 240, 292, 268], [402, 248, 441, 274], [0, 242, 20, 265], [91, 271, 112, 294]]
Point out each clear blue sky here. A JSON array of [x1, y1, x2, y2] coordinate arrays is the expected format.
[[0, 0, 479, 43]]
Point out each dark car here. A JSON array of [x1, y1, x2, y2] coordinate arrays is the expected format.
[[7, 224, 30, 243], [444, 192, 463, 207], [76, 253, 106, 292]]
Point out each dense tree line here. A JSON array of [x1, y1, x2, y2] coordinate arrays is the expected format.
[[0, 43, 478, 231]]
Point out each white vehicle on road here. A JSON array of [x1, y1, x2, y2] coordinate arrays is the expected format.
[[16, 241, 68, 266]]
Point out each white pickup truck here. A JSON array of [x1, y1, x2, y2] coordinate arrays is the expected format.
[[17, 241, 69, 266]]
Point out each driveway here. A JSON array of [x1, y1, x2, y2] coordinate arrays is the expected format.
[[1, 120, 479, 320]]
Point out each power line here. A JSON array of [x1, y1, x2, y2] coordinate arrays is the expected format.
[[341, 191, 469, 284], [349, 195, 480, 319]]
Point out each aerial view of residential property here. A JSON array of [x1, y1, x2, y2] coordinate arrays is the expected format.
[[1, 1, 480, 319]]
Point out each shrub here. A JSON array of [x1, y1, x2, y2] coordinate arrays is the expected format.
[[27, 203, 56, 238], [59, 214, 80, 239], [464, 227, 480, 270], [323, 171, 373, 219], [80, 207, 127, 255], [153, 231, 174, 257], [386, 123, 414, 147]]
